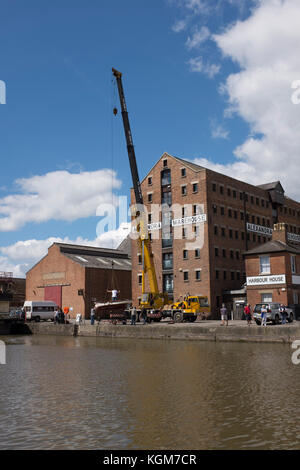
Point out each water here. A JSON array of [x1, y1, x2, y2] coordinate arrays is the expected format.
[[0, 335, 299, 450]]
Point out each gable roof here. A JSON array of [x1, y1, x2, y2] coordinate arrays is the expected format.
[[55, 242, 131, 270], [244, 240, 300, 256], [257, 181, 284, 192]]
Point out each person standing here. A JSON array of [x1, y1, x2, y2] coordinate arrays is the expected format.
[[220, 303, 228, 326], [90, 305, 96, 325], [54, 309, 59, 324], [279, 304, 287, 325], [261, 305, 267, 326], [130, 306, 137, 325], [244, 304, 252, 326], [107, 289, 120, 302]]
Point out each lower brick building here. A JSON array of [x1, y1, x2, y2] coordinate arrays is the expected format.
[[26, 242, 131, 319], [245, 223, 300, 313]]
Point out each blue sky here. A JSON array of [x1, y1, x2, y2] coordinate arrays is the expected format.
[[1, 0, 300, 276]]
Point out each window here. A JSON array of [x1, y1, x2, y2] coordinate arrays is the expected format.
[[138, 254, 142, 265], [233, 190, 237, 199], [181, 185, 187, 196], [195, 248, 200, 258], [183, 250, 188, 260], [236, 251, 240, 260], [214, 225, 218, 236], [183, 271, 189, 282], [163, 274, 173, 293], [291, 255, 297, 274], [220, 186, 224, 195], [261, 293, 272, 303], [223, 271, 227, 280], [260, 255, 270, 274], [192, 183, 198, 193], [230, 250, 234, 259], [250, 196, 254, 204], [212, 183, 216, 192], [163, 159, 168, 167], [221, 206, 225, 215], [148, 176, 152, 186], [163, 253, 173, 270], [221, 227, 225, 237], [181, 168, 186, 178], [234, 210, 237, 219], [231, 271, 235, 280], [213, 204, 217, 214], [148, 213, 152, 223], [240, 212, 244, 221], [222, 248, 226, 258], [229, 229, 233, 239], [182, 228, 187, 239], [195, 270, 201, 281], [228, 209, 232, 218], [138, 274, 142, 285], [256, 197, 259, 206], [215, 247, 219, 257], [148, 193, 153, 203], [216, 270, 219, 280], [161, 169, 171, 186], [227, 188, 231, 197], [235, 230, 239, 240]]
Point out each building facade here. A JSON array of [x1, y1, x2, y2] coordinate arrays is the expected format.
[[0, 272, 25, 314], [131, 152, 300, 318], [245, 223, 300, 310], [26, 242, 131, 319]]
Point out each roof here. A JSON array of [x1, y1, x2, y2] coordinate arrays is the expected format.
[[257, 181, 284, 192], [117, 235, 131, 255], [56, 242, 131, 271], [244, 240, 300, 256]]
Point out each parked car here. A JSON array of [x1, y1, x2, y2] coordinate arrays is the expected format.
[[23, 301, 58, 322], [253, 303, 294, 325]]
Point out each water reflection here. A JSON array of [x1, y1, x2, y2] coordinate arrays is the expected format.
[[0, 335, 299, 449]]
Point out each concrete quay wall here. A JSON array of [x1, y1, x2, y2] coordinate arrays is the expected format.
[[25, 321, 300, 344]]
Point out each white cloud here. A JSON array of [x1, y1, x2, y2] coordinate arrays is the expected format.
[[188, 56, 220, 78], [186, 26, 210, 49], [172, 19, 188, 33], [0, 169, 121, 231], [210, 119, 229, 139], [203, 0, 300, 200], [0, 223, 131, 278]]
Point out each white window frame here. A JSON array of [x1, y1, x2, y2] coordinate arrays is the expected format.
[[291, 255, 296, 274], [260, 255, 270, 274]]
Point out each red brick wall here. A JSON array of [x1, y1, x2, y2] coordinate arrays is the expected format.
[[245, 252, 300, 306]]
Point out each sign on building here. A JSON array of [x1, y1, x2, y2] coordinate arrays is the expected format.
[[246, 274, 286, 286], [246, 223, 272, 236]]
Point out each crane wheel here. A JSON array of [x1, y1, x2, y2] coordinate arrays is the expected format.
[[173, 311, 183, 323]]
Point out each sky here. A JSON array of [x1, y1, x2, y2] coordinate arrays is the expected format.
[[1, 0, 300, 277]]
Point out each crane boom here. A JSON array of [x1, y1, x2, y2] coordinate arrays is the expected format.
[[112, 68, 143, 206], [112, 67, 161, 299]]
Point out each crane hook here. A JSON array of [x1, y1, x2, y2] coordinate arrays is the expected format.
[[113, 107, 118, 116]]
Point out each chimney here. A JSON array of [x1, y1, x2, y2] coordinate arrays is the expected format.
[[272, 222, 288, 244]]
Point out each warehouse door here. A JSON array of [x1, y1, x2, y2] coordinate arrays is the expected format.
[[44, 286, 62, 307]]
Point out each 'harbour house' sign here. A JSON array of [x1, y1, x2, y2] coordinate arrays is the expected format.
[[247, 274, 286, 286]]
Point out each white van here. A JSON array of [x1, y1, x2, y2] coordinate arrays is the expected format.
[[23, 301, 58, 322]]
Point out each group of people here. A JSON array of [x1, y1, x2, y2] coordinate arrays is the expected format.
[[54, 308, 69, 324], [220, 303, 289, 326]]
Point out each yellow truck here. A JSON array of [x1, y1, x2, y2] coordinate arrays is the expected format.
[[162, 295, 210, 323]]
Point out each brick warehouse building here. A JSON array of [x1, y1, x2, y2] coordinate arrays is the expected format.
[[131, 152, 300, 318], [26, 242, 131, 319]]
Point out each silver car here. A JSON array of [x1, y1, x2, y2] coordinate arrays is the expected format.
[[253, 303, 294, 325]]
